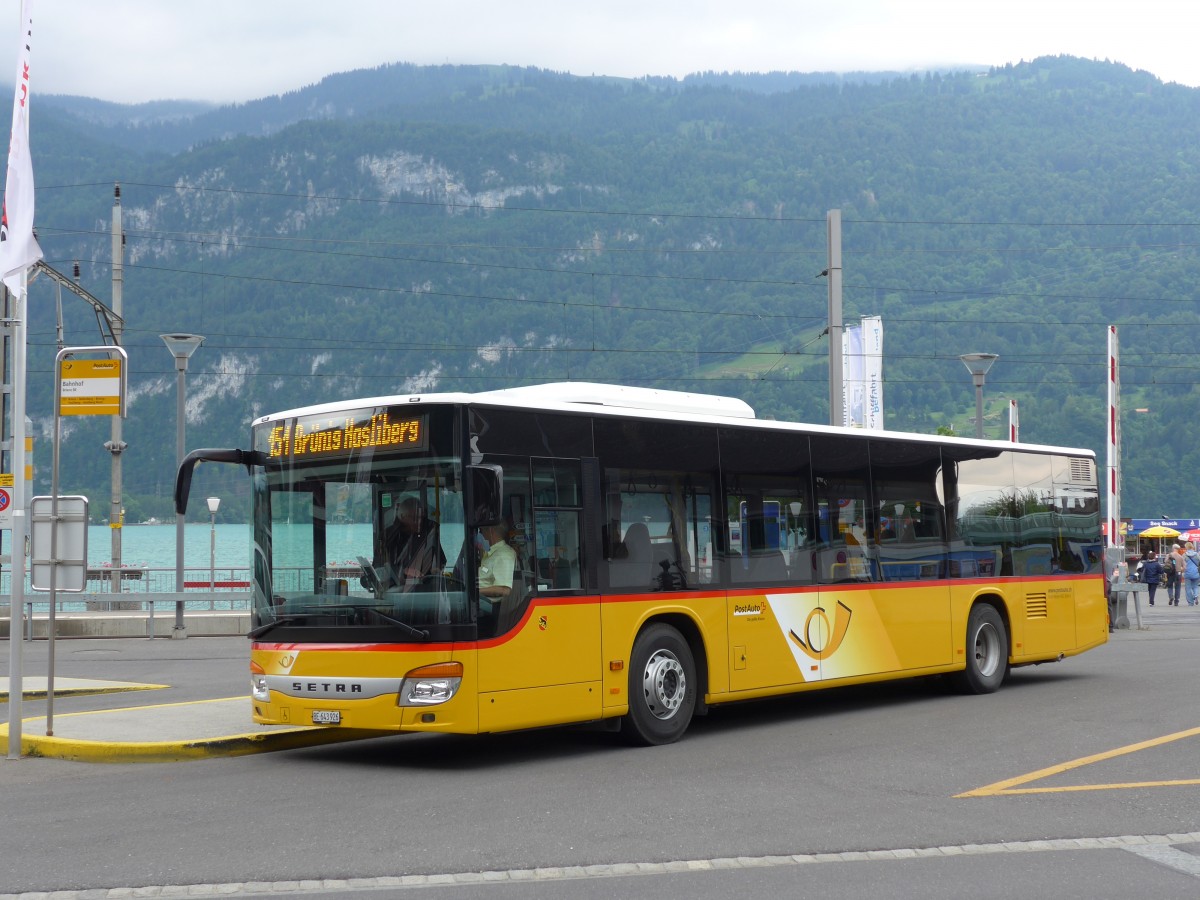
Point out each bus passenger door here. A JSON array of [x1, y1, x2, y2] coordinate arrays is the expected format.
[[476, 457, 601, 731], [727, 487, 824, 691], [812, 460, 953, 684]]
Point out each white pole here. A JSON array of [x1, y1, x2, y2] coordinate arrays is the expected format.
[[6, 277, 28, 758], [207, 497, 220, 588], [1107, 326, 1122, 560]]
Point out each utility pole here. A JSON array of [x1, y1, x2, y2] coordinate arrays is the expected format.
[[105, 184, 126, 571], [827, 209, 844, 427]]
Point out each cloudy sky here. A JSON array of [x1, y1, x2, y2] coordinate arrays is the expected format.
[[5, 0, 1198, 105]]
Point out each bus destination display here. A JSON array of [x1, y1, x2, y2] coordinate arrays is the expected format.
[[267, 412, 427, 459]]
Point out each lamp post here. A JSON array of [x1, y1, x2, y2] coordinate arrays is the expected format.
[[161, 333, 205, 639], [959, 353, 999, 440], [207, 496, 221, 589]]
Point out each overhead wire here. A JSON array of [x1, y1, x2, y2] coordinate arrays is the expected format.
[[30, 180, 1200, 386]]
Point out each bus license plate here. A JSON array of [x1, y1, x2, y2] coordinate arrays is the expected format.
[[312, 710, 341, 725]]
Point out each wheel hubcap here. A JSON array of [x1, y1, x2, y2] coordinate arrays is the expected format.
[[642, 649, 686, 720], [974, 622, 1001, 678]]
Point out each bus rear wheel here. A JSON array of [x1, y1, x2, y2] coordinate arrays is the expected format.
[[621, 623, 696, 745], [954, 603, 1009, 694]]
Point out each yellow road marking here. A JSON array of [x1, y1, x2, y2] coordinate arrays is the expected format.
[[957, 725, 1200, 797]]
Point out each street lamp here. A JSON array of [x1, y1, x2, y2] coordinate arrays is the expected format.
[[207, 496, 221, 590], [959, 353, 999, 440], [161, 333, 205, 639]]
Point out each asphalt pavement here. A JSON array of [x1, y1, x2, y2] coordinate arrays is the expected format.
[[2, 594, 1198, 763]]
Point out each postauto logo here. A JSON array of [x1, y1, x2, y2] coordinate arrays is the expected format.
[[787, 600, 853, 661]]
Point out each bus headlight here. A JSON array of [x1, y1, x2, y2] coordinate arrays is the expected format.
[[398, 661, 463, 706], [250, 661, 269, 702]]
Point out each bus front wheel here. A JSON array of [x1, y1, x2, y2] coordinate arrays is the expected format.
[[954, 603, 1009, 694], [621, 623, 697, 745]]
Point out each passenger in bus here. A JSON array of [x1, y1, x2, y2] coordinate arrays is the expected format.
[[383, 497, 445, 590], [477, 520, 517, 601]]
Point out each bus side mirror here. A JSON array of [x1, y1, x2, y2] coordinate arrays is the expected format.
[[174, 448, 266, 515], [467, 464, 503, 527]]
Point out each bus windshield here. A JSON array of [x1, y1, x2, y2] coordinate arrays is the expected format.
[[249, 404, 472, 642]]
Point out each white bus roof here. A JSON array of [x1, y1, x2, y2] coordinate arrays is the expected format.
[[472, 382, 757, 418], [252, 382, 1093, 459]]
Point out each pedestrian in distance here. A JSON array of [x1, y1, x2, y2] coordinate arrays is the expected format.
[[1185, 541, 1200, 607], [1141, 550, 1163, 606], [1167, 542, 1187, 606]]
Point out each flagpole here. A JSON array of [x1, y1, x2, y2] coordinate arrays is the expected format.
[[7, 276, 27, 759], [3, 0, 41, 760]]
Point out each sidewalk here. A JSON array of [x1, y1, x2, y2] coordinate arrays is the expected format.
[[0, 690, 379, 762], [1110, 587, 1200, 635], [0, 631, 381, 763]]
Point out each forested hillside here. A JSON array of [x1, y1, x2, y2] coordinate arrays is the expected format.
[[19, 55, 1200, 525]]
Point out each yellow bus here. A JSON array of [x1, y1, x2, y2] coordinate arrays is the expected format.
[[175, 382, 1107, 745]]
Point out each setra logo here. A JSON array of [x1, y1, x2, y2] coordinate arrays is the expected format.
[[788, 600, 853, 661]]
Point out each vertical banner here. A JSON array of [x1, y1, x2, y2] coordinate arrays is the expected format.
[[1009, 398, 1019, 442], [861, 315, 884, 430], [841, 323, 864, 427], [0, 0, 42, 292]]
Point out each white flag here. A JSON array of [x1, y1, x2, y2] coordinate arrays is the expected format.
[[861, 315, 884, 430], [842, 324, 864, 427], [0, 0, 42, 296]]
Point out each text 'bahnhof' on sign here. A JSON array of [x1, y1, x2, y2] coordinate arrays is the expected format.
[[267, 412, 426, 459], [58, 358, 122, 416]]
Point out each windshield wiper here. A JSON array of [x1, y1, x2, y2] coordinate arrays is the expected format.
[[366, 607, 430, 639], [249, 607, 430, 640], [248, 614, 308, 639]]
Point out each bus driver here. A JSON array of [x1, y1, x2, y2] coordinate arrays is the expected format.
[[382, 497, 444, 590], [477, 520, 517, 601]]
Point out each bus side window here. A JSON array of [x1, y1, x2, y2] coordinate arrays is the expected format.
[[535, 510, 582, 590], [604, 475, 711, 591], [531, 458, 585, 594], [810, 434, 873, 584]]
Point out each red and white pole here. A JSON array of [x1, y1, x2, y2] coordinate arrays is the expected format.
[[1107, 326, 1122, 559], [1008, 399, 1019, 443]]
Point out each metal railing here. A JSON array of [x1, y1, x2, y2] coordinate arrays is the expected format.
[[5, 566, 344, 592], [1, 565, 256, 595], [0, 566, 351, 620]]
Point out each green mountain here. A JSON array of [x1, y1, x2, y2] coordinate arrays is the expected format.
[[15, 56, 1200, 528]]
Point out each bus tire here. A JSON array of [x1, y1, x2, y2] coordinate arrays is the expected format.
[[621, 623, 696, 745], [954, 603, 1009, 694]]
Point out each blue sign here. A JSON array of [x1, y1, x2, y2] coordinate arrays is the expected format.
[[1129, 518, 1200, 534]]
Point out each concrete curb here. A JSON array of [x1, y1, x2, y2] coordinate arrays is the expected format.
[[0, 696, 382, 763], [4, 724, 382, 763], [0, 676, 168, 701]]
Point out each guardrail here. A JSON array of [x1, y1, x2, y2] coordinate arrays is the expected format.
[[0, 565, 257, 595], [7, 592, 254, 641], [0, 565, 355, 595]]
